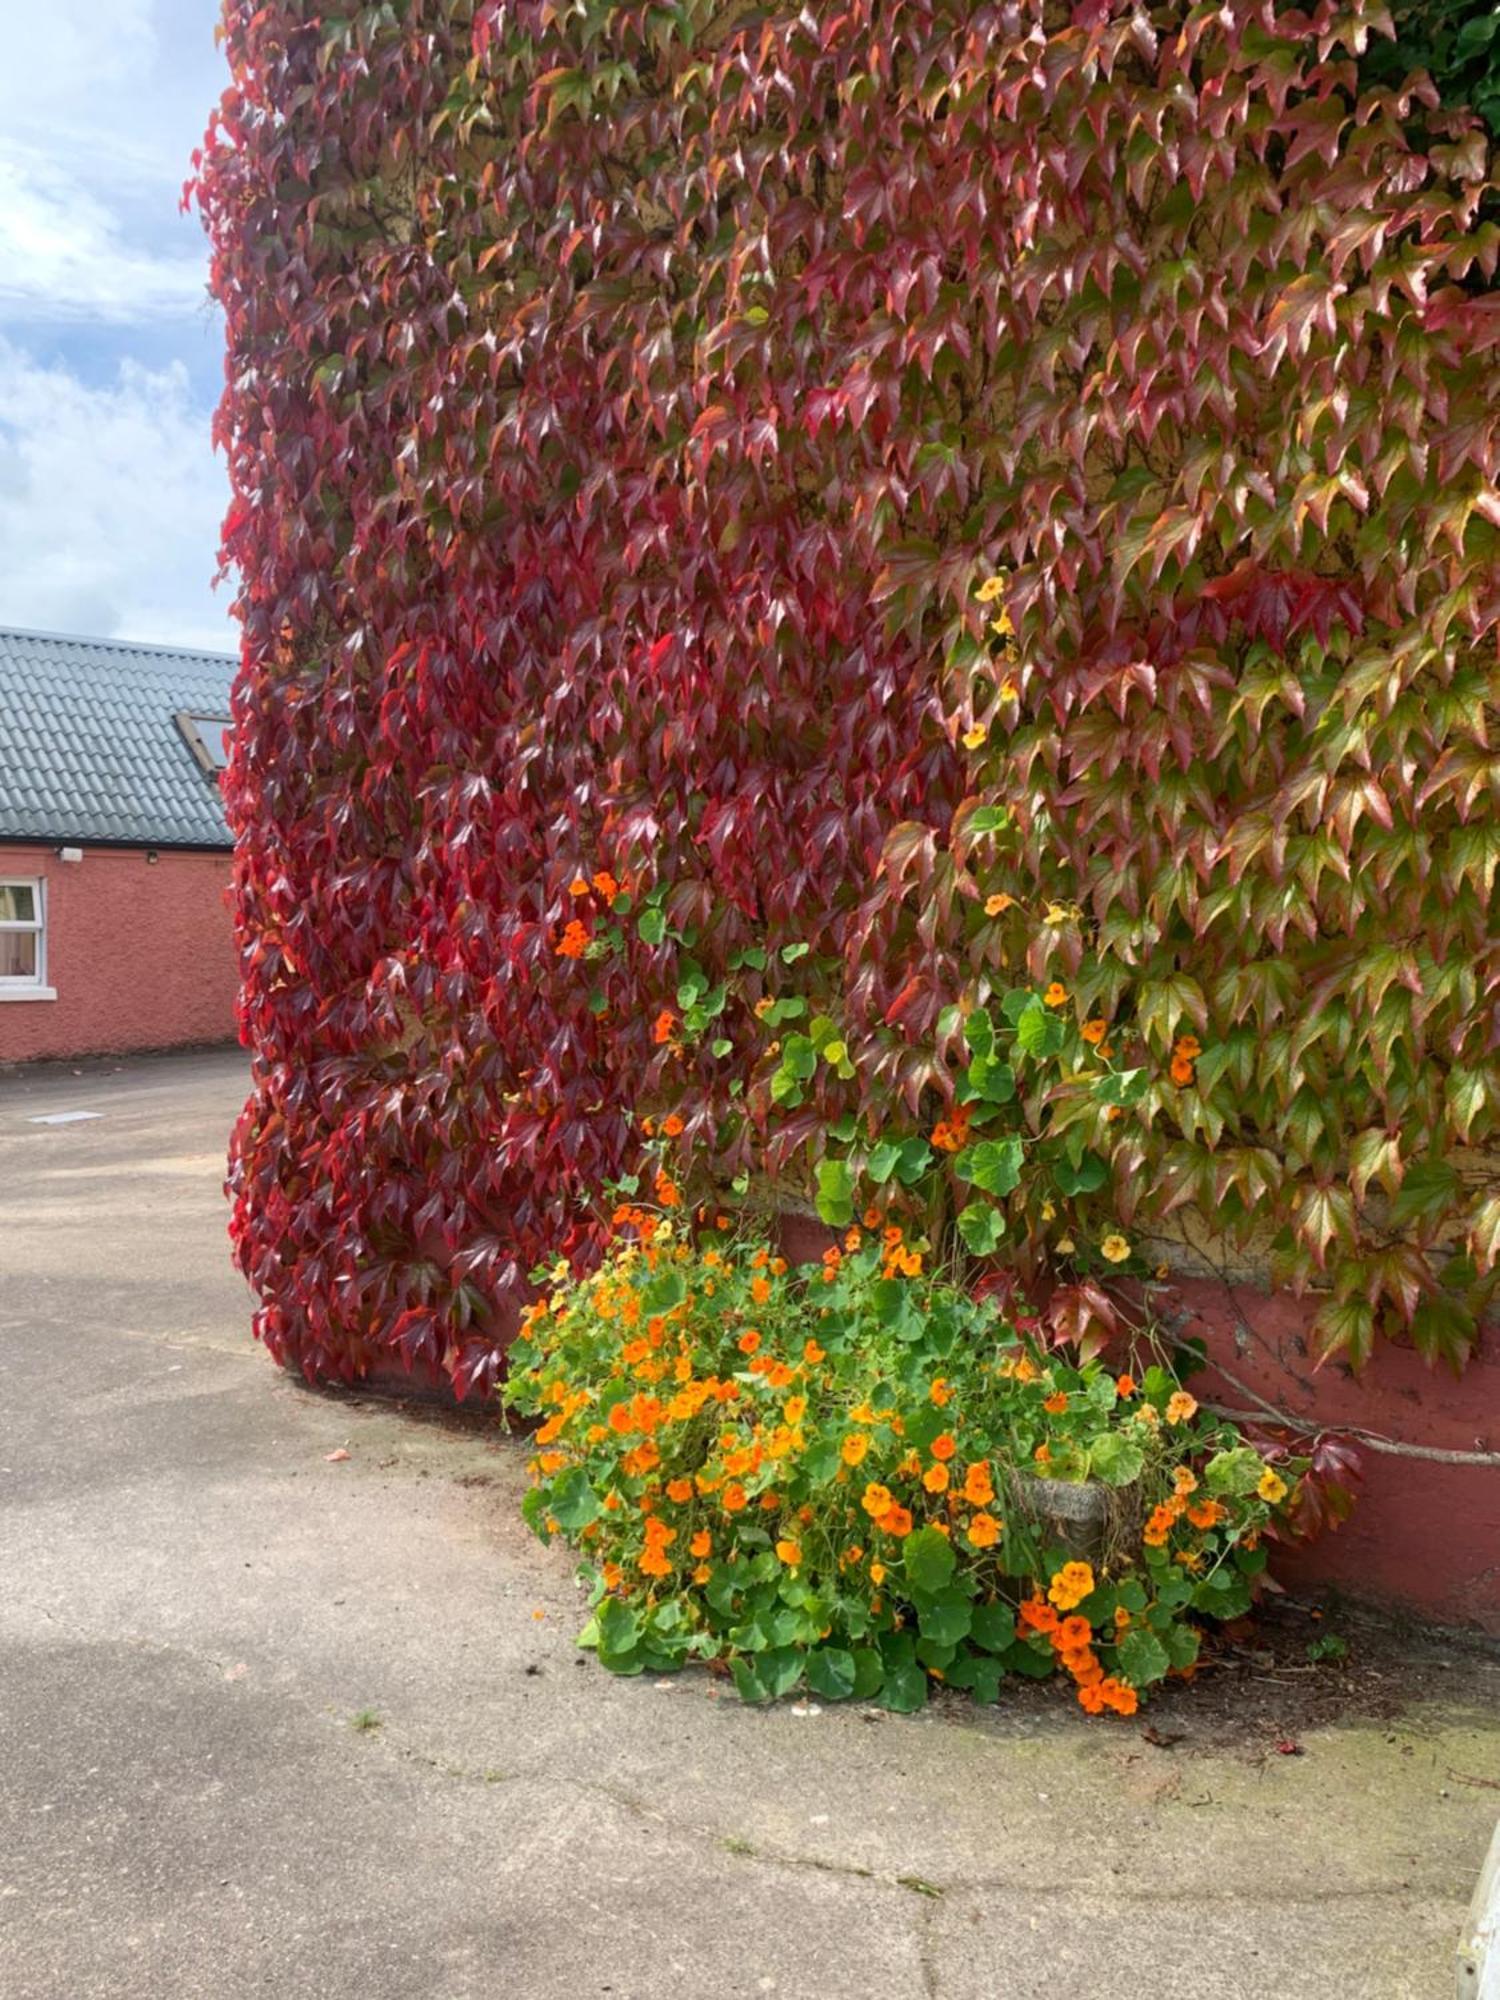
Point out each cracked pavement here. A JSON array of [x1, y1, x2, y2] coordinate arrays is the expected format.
[[2, 1049, 1498, 1998]]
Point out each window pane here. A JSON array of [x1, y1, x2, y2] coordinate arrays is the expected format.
[[0, 884, 36, 923], [0, 933, 37, 978]]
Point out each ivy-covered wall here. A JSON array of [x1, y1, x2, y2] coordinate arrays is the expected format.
[[194, 0, 1498, 1398], [1362, 0, 1500, 134]]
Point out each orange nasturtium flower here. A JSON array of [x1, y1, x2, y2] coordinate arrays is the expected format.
[[1100, 1233, 1131, 1264], [665, 1478, 693, 1503], [1115, 1374, 1136, 1398], [750, 1276, 771, 1305], [737, 1330, 761, 1355], [963, 1461, 994, 1506], [841, 1433, 870, 1467], [930, 1433, 957, 1462], [880, 1505, 914, 1537], [1047, 1561, 1096, 1611], [1165, 1390, 1198, 1425], [722, 1483, 749, 1513], [652, 1009, 677, 1044], [861, 1482, 894, 1519], [1043, 1391, 1069, 1416], [591, 870, 618, 898], [775, 1539, 802, 1567], [1169, 1053, 1195, 1086], [1018, 1596, 1059, 1635], [922, 1463, 949, 1494], [803, 1338, 826, 1364], [984, 892, 1014, 917], [1080, 1017, 1108, 1045], [1143, 1503, 1176, 1547], [1043, 981, 1067, 1006], [967, 1511, 1001, 1548], [689, 1530, 711, 1558], [556, 919, 590, 959]]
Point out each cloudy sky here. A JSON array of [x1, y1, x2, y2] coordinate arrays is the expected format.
[[0, 0, 234, 653]]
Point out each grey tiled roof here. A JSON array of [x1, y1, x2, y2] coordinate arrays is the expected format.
[[0, 627, 236, 849]]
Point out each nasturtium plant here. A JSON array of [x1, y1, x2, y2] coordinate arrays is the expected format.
[[193, 0, 1498, 1393], [508, 1214, 1305, 1714]]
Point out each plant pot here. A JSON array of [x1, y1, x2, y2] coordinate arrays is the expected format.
[[1017, 1474, 1112, 1559]]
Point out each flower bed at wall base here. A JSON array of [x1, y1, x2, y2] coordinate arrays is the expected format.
[[506, 1216, 1302, 1714]]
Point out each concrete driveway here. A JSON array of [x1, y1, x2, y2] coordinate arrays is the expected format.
[[2, 1049, 1497, 1999]]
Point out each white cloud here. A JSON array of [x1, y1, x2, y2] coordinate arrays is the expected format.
[[0, 2, 159, 162], [0, 338, 233, 651], [0, 0, 215, 327], [0, 150, 208, 323]]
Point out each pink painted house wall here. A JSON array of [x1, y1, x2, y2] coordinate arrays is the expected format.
[[1184, 1281, 1500, 1635], [0, 843, 238, 1063]]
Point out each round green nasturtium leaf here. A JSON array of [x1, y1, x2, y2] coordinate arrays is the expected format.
[[916, 1586, 973, 1649], [956, 1201, 1006, 1254], [804, 1647, 858, 1701], [548, 1465, 600, 1531], [878, 1660, 929, 1713], [970, 1601, 1017, 1653], [1088, 1432, 1145, 1488], [904, 1525, 957, 1595], [1115, 1627, 1171, 1687], [850, 1647, 884, 1699]]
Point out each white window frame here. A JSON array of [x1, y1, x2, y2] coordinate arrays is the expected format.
[[0, 876, 55, 1001]]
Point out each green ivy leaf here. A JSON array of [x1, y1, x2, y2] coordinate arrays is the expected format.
[[967, 806, 1009, 833]]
